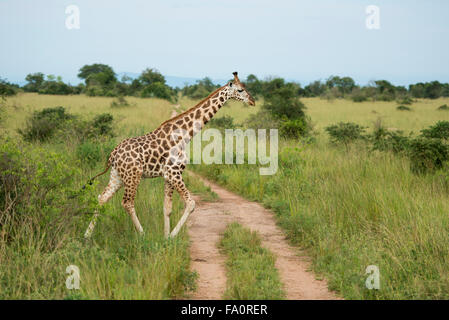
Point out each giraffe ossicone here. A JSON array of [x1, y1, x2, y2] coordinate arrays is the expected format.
[[84, 72, 255, 239]]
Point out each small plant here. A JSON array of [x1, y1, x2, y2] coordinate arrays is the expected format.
[[420, 121, 449, 140], [437, 104, 449, 111], [19, 107, 115, 143], [352, 94, 368, 102], [408, 137, 449, 174], [91, 113, 114, 137], [396, 105, 412, 111], [279, 118, 310, 139], [18, 106, 74, 142], [397, 97, 413, 105], [325, 122, 366, 146], [208, 115, 236, 129], [110, 96, 130, 108]]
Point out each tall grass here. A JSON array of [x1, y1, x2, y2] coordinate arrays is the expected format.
[[191, 96, 449, 299], [0, 93, 215, 299]]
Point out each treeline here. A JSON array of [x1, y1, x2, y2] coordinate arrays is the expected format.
[[11, 64, 178, 102], [245, 75, 449, 102], [2, 65, 449, 102]]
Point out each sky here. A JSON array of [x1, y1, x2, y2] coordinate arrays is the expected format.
[[0, 0, 448, 87]]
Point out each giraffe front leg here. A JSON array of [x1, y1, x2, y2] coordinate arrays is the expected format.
[[170, 176, 195, 238], [164, 181, 174, 238]]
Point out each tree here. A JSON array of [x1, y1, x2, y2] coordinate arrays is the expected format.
[[263, 83, 306, 120], [245, 74, 263, 98], [78, 64, 116, 87], [24, 72, 45, 92], [138, 68, 166, 86]]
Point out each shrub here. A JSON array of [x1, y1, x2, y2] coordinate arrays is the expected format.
[[0, 79, 18, 97], [19, 107, 115, 143], [110, 96, 130, 108], [397, 97, 413, 105], [244, 110, 280, 130], [182, 78, 220, 99], [141, 82, 175, 101], [352, 94, 367, 102], [38, 80, 73, 95], [408, 137, 449, 174], [438, 104, 449, 111], [420, 121, 449, 140], [325, 122, 366, 146], [262, 85, 306, 120], [0, 137, 98, 247], [91, 113, 114, 137], [279, 118, 310, 139], [18, 106, 74, 142], [397, 105, 412, 111], [208, 115, 236, 129], [371, 129, 410, 154]]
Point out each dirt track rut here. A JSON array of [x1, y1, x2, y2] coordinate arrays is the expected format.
[[187, 173, 340, 300]]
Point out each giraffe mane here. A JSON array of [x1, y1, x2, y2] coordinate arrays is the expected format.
[[160, 85, 226, 126]]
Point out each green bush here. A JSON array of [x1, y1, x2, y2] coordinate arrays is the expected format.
[[18, 106, 74, 142], [352, 94, 367, 102], [208, 115, 236, 129], [18, 107, 115, 143], [263, 85, 306, 120], [182, 77, 220, 99], [244, 110, 280, 130], [438, 104, 449, 111], [0, 137, 98, 247], [397, 105, 412, 111], [279, 118, 309, 139], [91, 113, 114, 136], [141, 82, 175, 101], [420, 121, 449, 140], [397, 97, 413, 105], [0, 79, 18, 97], [372, 130, 410, 154], [408, 137, 449, 174], [110, 96, 130, 108], [325, 122, 366, 146]]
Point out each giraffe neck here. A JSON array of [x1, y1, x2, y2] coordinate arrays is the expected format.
[[162, 85, 231, 139], [195, 86, 231, 127]]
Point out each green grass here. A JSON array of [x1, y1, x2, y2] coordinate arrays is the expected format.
[[4, 93, 449, 299], [191, 96, 449, 300], [219, 222, 285, 300], [0, 93, 217, 299]]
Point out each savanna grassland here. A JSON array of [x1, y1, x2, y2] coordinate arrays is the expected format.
[[192, 96, 449, 299], [2, 92, 449, 299], [0, 93, 217, 299]]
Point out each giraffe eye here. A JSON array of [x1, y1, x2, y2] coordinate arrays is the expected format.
[[237, 89, 244, 93]]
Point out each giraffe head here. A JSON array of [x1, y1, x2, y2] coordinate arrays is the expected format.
[[227, 72, 255, 106]]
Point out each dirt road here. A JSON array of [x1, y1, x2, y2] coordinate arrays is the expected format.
[[187, 173, 340, 300]]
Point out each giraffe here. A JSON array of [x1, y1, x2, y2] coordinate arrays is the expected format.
[[84, 72, 255, 239]]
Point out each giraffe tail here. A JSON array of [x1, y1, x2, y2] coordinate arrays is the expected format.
[[82, 163, 111, 189]]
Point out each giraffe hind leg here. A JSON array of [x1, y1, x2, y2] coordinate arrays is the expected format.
[[84, 167, 123, 239], [169, 174, 195, 238], [164, 181, 174, 238], [121, 170, 144, 234]]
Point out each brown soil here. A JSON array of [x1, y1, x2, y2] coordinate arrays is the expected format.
[[187, 173, 341, 300]]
